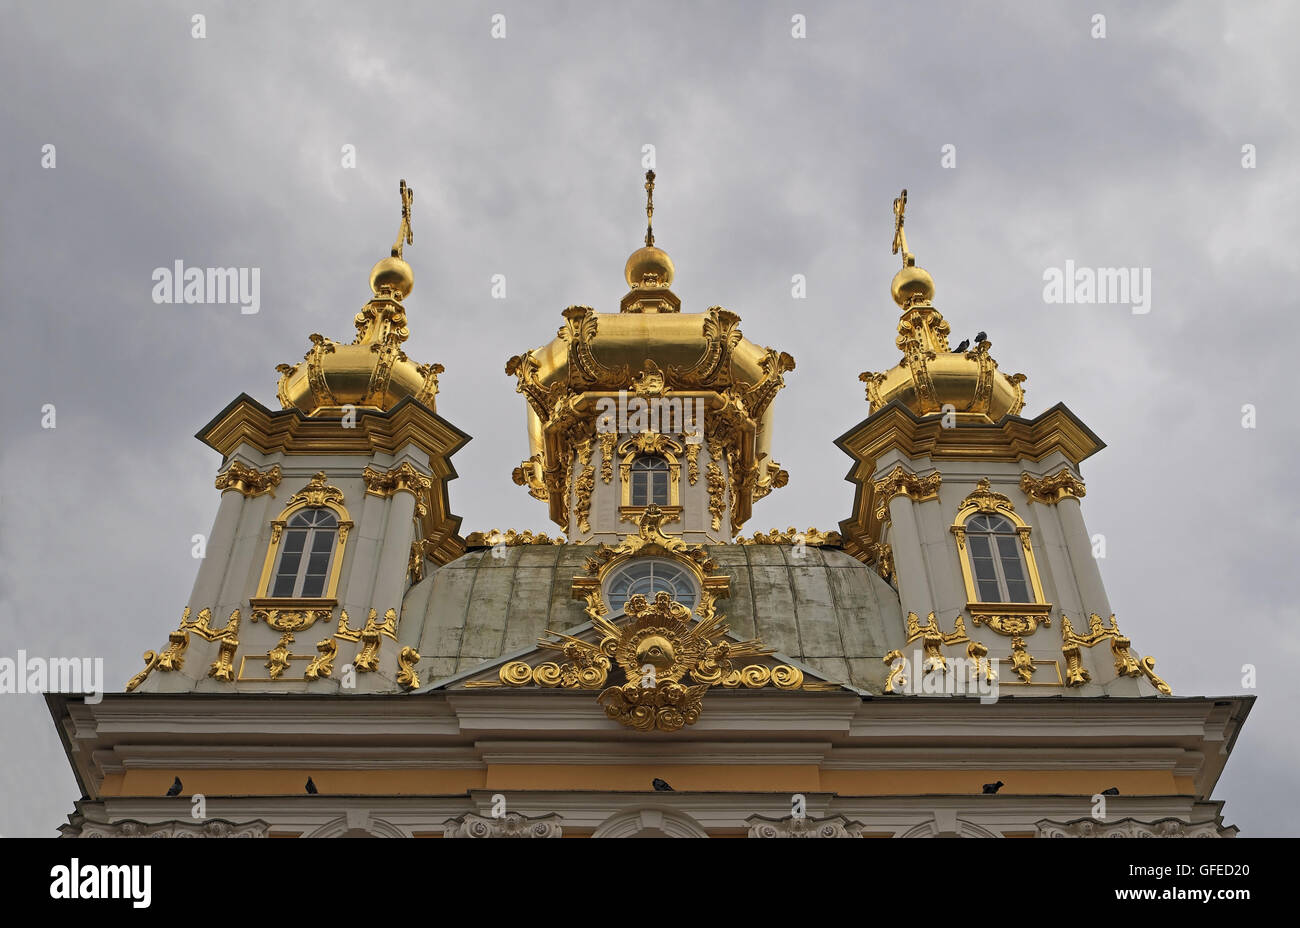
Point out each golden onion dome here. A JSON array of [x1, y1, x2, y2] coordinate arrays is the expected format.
[[862, 187, 1027, 423], [275, 179, 444, 417], [525, 306, 787, 399], [861, 295, 1027, 423]]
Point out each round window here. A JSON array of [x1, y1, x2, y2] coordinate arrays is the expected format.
[[603, 558, 698, 614]]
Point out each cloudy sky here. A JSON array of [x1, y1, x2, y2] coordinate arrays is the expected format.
[[1, 1, 1296, 836]]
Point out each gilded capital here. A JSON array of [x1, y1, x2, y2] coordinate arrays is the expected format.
[[1020, 469, 1086, 504], [363, 461, 433, 514], [872, 465, 941, 519], [215, 461, 282, 498]]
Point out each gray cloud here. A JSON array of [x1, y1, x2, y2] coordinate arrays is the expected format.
[[1, 0, 1295, 835]]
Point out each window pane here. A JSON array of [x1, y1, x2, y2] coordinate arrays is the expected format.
[[300, 573, 327, 598], [995, 536, 1030, 601], [282, 530, 306, 553], [311, 531, 335, 554], [968, 535, 1002, 602], [1004, 578, 1031, 602], [652, 471, 668, 504], [631, 473, 647, 505], [605, 559, 697, 612], [305, 550, 330, 576]]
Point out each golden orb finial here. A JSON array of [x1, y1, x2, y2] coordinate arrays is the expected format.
[[890, 188, 934, 307], [624, 169, 675, 289], [369, 179, 415, 299]]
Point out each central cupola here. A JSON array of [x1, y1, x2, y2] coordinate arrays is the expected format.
[[506, 171, 795, 543]]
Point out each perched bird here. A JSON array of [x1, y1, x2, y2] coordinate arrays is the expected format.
[[974, 330, 987, 344], [954, 338, 970, 353], [1101, 787, 1120, 796], [982, 780, 1004, 794], [165, 776, 183, 797], [652, 778, 674, 792], [305, 776, 318, 795]]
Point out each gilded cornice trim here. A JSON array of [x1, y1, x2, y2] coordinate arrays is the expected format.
[[464, 529, 566, 547], [739, 528, 842, 546], [214, 461, 282, 498]]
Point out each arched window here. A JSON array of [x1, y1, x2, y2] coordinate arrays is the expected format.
[[604, 558, 698, 614], [630, 456, 670, 506], [963, 513, 1031, 603], [270, 509, 339, 598]]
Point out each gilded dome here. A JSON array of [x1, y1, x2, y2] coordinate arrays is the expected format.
[[275, 245, 442, 416], [861, 300, 1026, 424]]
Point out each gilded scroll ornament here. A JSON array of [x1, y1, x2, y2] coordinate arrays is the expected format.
[[287, 472, 346, 510], [1139, 656, 1172, 695], [740, 527, 843, 546], [957, 476, 1013, 515], [512, 454, 549, 501], [738, 349, 796, 423], [214, 462, 282, 498], [126, 605, 242, 691], [304, 334, 339, 408], [560, 305, 630, 389], [1009, 635, 1036, 684], [250, 606, 333, 634], [599, 431, 617, 483], [208, 624, 240, 683], [1020, 469, 1086, 505], [304, 639, 338, 680], [969, 604, 1051, 637], [572, 439, 596, 533], [865, 540, 894, 583], [413, 361, 444, 407], [471, 590, 829, 730], [905, 611, 969, 673], [464, 529, 566, 547], [265, 632, 295, 680], [685, 440, 699, 485], [347, 608, 398, 672], [883, 649, 907, 694], [1062, 642, 1090, 686], [397, 646, 422, 689], [1058, 613, 1165, 690], [669, 306, 744, 387], [967, 640, 997, 685], [872, 465, 941, 520], [706, 460, 726, 531], [858, 370, 888, 408], [630, 359, 667, 397]]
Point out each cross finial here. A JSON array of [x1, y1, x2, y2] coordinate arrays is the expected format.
[[891, 188, 913, 267], [644, 169, 656, 247], [391, 179, 414, 259]]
